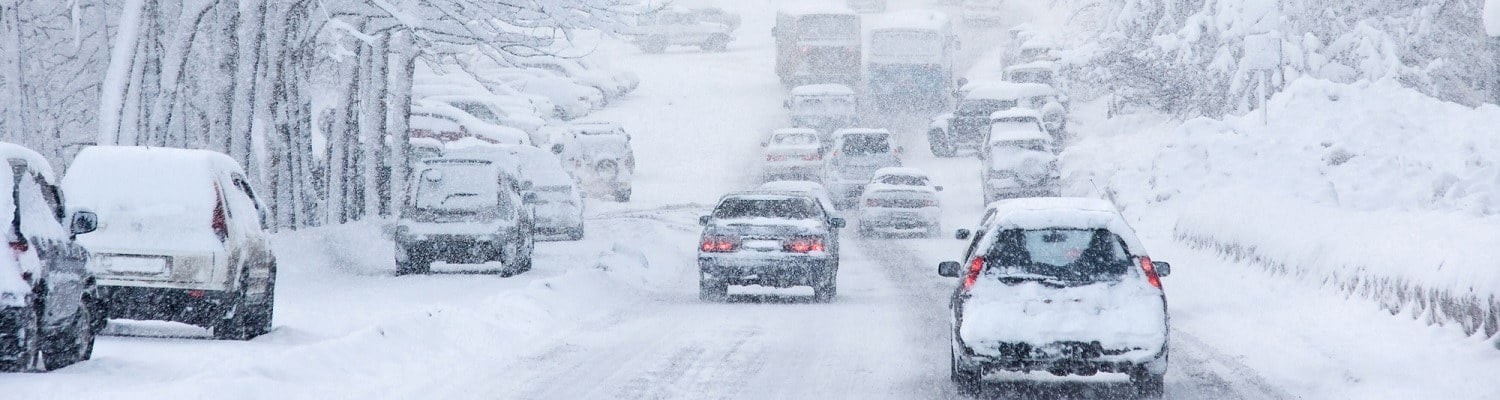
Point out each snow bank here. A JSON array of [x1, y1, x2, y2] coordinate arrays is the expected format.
[[1065, 78, 1500, 339]]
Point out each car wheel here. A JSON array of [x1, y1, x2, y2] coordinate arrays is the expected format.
[[212, 289, 253, 341], [641, 36, 668, 53], [42, 303, 95, 370], [812, 267, 837, 302], [0, 308, 40, 372], [613, 189, 632, 202], [699, 279, 727, 302], [950, 345, 981, 395], [566, 225, 585, 241], [1130, 369, 1166, 398], [929, 134, 956, 157], [247, 268, 277, 337], [396, 250, 433, 276]]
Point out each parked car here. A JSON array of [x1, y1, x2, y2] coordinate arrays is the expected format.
[[697, 191, 845, 301], [760, 128, 824, 181], [856, 167, 943, 238], [412, 100, 532, 145], [418, 92, 547, 135], [847, 0, 887, 13], [786, 84, 858, 142], [930, 79, 1066, 156], [508, 75, 604, 119], [553, 122, 636, 202], [939, 198, 1171, 397], [627, 7, 736, 53], [520, 57, 635, 100], [961, 0, 1005, 21], [823, 128, 903, 208], [499, 145, 585, 241], [63, 146, 275, 340], [0, 143, 100, 372], [393, 157, 536, 276], [980, 109, 1060, 203]]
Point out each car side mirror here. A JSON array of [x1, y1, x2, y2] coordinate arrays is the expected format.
[[699, 215, 712, 226], [938, 261, 962, 278], [828, 217, 846, 229], [69, 210, 98, 236], [934, 185, 944, 192], [954, 229, 971, 240], [1153, 261, 1172, 277]]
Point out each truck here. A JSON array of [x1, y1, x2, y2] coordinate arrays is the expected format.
[[774, 6, 862, 86], [865, 10, 958, 110]]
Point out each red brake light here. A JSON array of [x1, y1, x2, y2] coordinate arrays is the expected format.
[[865, 198, 880, 207], [212, 184, 228, 242], [785, 237, 825, 253], [767, 155, 786, 161], [802, 154, 822, 161], [8, 240, 27, 254], [1139, 256, 1163, 289], [700, 237, 738, 253], [962, 257, 984, 290]]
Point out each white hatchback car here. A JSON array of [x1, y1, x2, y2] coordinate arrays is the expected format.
[[939, 198, 1171, 397], [856, 167, 943, 237], [761, 128, 823, 181]]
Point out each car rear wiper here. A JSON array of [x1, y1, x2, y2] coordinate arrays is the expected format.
[[995, 273, 1068, 288]]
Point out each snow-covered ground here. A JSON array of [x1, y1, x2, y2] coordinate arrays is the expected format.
[[2, 0, 1497, 398]]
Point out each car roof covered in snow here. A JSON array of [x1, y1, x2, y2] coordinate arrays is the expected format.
[[866, 10, 951, 32], [964, 81, 1058, 100], [991, 108, 1044, 121], [832, 128, 890, 137], [982, 197, 1146, 254], [721, 190, 821, 203], [1006, 60, 1059, 72], [0, 142, 55, 183], [873, 167, 928, 178], [777, 4, 856, 17], [758, 180, 827, 193], [772, 127, 819, 135], [790, 84, 855, 96]]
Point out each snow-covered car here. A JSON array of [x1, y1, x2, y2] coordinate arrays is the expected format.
[[856, 167, 943, 237], [1004, 60, 1061, 88], [980, 109, 1060, 203], [499, 145, 585, 241], [760, 128, 824, 181], [930, 80, 1067, 156], [393, 157, 536, 276], [552, 122, 635, 202], [823, 128, 903, 208], [0, 143, 100, 372], [520, 57, 634, 100], [509, 75, 603, 119], [939, 198, 1171, 397], [64, 147, 275, 340], [847, 0, 887, 13], [786, 84, 858, 141], [689, 7, 741, 31], [419, 92, 547, 136], [961, 0, 1005, 21], [411, 100, 531, 145], [1007, 37, 1062, 67], [415, 67, 560, 121], [696, 191, 845, 302], [628, 7, 735, 53]]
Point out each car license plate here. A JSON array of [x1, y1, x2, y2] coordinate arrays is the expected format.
[[98, 255, 169, 274], [743, 240, 782, 251]]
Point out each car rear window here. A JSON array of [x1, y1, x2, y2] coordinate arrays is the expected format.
[[774, 133, 818, 145], [984, 228, 1132, 283], [714, 198, 817, 220], [877, 174, 928, 186], [840, 134, 891, 155]]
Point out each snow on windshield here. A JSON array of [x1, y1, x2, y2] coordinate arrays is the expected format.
[[714, 197, 817, 220], [413, 162, 502, 213], [839, 134, 891, 155], [773, 132, 818, 146]]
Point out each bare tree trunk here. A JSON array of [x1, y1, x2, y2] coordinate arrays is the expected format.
[[386, 31, 417, 219], [97, 0, 145, 145], [358, 34, 388, 219], [1, 0, 26, 142], [227, 0, 265, 168]]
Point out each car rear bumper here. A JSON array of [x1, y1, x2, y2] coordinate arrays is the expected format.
[[399, 236, 515, 264], [859, 208, 940, 229], [97, 285, 238, 327], [699, 255, 832, 288], [957, 340, 1168, 376]]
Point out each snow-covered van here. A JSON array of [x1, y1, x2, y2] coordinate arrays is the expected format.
[[393, 156, 536, 276], [940, 198, 1171, 397], [63, 147, 275, 340], [865, 10, 958, 108], [980, 109, 1059, 203], [0, 143, 100, 371]]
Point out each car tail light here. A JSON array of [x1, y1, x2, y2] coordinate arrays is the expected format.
[[212, 184, 228, 242], [767, 155, 787, 161], [785, 237, 825, 253], [699, 236, 738, 253], [1139, 256, 1163, 289], [962, 257, 985, 290], [8, 239, 27, 264], [801, 46, 812, 54], [802, 154, 821, 161], [865, 198, 881, 207]]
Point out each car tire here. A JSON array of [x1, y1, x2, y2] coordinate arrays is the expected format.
[[641, 36, 668, 53], [246, 268, 277, 337], [950, 345, 981, 395], [613, 189, 632, 202], [929, 134, 956, 157], [0, 307, 40, 372], [701, 35, 730, 52], [566, 225, 585, 241], [42, 303, 95, 370], [699, 279, 727, 302], [396, 250, 433, 276], [212, 289, 253, 341], [812, 267, 837, 302]]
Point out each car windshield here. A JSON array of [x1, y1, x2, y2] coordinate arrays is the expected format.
[[714, 197, 817, 220], [1009, 70, 1054, 85], [797, 15, 858, 39], [991, 138, 1049, 153], [413, 162, 503, 213], [871, 31, 941, 57], [958, 99, 1016, 115], [450, 102, 503, 124], [839, 134, 891, 155], [985, 228, 1132, 283], [773, 132, 819, 145], [877, 174, 928, 186]]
